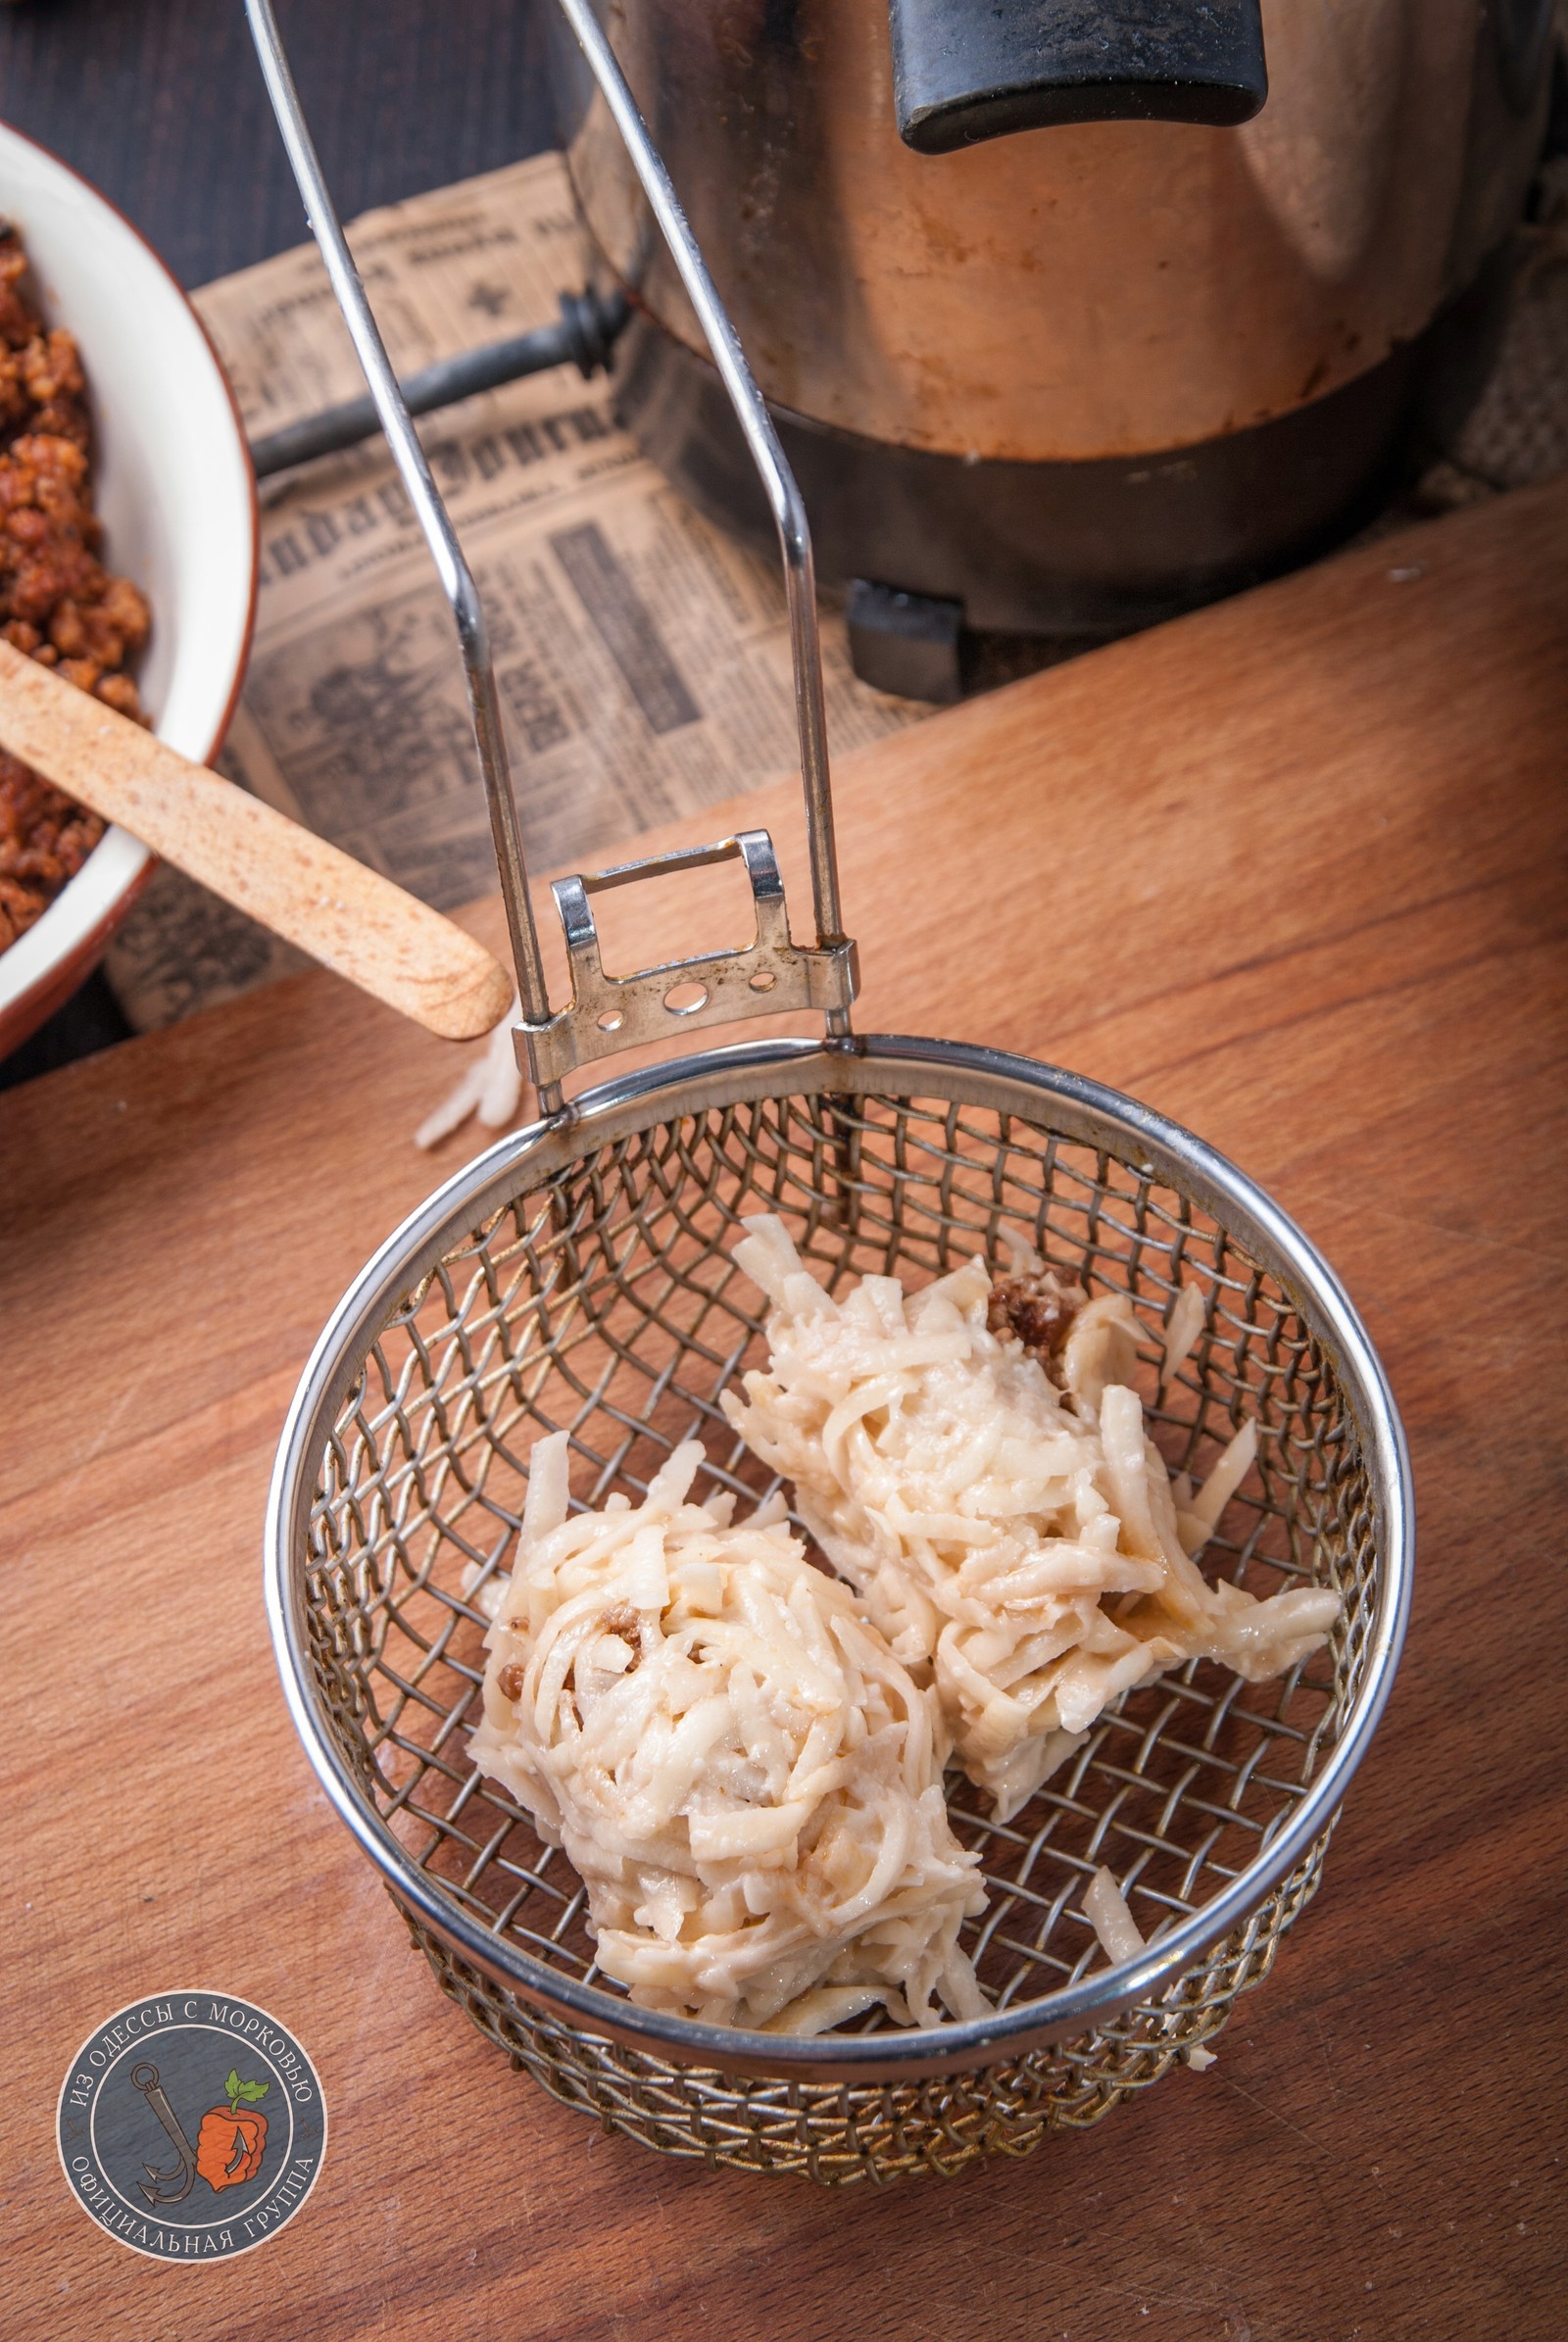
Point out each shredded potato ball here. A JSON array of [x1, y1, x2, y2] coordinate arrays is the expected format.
[[468, 1434, 987, 2034], [721, 1217, 1342, 1822]]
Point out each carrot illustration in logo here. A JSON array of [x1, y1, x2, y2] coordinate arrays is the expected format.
[[196, 2069, 270, 2190]]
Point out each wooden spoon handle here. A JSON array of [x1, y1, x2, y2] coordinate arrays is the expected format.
[[0, 640, 514, 1042]]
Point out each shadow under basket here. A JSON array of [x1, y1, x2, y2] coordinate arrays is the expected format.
[[268, 1036, 1409, 2185]]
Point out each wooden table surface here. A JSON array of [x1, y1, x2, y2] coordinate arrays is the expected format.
[[4, 483, 1565, 2342]]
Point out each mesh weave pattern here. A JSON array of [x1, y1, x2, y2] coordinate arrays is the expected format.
[[299, 1082, 1377, 2181]]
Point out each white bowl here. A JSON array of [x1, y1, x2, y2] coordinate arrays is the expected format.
[[0, 122, 257, 1055]]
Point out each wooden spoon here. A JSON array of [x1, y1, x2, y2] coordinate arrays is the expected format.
[[0, 639, 514, 1041]]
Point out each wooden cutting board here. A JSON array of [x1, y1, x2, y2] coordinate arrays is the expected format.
[[4, 481, 1564, 2342]]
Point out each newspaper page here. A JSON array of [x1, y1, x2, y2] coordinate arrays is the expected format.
[[107, 154, 926, 1030]]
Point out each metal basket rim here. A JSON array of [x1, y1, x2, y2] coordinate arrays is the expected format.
[[265, 1032, 1413, 2084]]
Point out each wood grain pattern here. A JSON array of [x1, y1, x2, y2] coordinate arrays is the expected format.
[[0, 642, 514, 1040], [3, 483, 1564, 2342]]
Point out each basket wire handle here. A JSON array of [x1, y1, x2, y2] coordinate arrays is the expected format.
[[245, 0, 551, 1047], [245, 0, 856, 1116]]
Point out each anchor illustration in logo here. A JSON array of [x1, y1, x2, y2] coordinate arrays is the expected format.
[[130, 2064, 270, 2207]]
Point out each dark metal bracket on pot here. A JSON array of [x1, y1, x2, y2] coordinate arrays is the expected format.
[[248, 283, 632, 479]]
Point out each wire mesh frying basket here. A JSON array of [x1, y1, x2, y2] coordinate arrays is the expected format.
[[253, 1, 1413, 2185]]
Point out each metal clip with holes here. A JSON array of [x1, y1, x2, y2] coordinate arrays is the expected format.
[[516, 831, 858, 1090]]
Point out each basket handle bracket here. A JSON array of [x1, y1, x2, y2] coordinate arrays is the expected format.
[[517, 829, 857, 1090]]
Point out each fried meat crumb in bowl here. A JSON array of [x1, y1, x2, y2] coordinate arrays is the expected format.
[[0, 221, 154, 953]]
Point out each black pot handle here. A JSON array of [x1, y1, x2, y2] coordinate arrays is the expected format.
[[890, 1, 1268, 153]]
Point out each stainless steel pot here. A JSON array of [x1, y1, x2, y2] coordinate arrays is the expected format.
[[552, 0, 1553, 671]]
